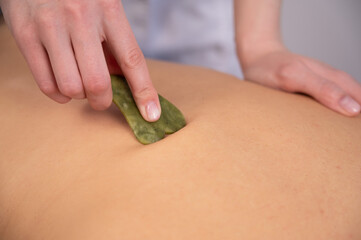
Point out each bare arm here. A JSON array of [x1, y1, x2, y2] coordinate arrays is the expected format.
[[234, 0, 361, 117], [234, 0, 283, 64]]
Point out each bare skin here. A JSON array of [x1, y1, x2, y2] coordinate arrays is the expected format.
[[1, 24, 361, 240], [0, 0, 161, 121], [0, 0, 360, 119], [235, 0, 361, 116]]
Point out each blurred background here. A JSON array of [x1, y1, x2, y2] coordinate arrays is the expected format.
[[1, 1, 360, 82], [282, 0, 361, 83]]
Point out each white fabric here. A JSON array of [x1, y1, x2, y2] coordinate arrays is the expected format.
[[122, 0, 243, 78]]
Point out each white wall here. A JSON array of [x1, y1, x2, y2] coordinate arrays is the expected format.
[[281, 0, 361, 83]]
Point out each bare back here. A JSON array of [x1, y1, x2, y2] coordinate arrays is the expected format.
[[0, 24, 360, 240]]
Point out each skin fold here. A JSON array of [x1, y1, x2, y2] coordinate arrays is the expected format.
[[1, 24, 361, 240]]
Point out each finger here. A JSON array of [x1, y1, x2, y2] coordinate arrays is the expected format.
[[14, 28, 70, 103], [326, 70, 361, 107], [301, 57, 361, 104], [296, 68, 360, 116], [102, 3, 161, 122], [38, 22, 85, 100], [103, 42, 123, 75], [70, 26, 112, 111], [333, 72, 361, 105]]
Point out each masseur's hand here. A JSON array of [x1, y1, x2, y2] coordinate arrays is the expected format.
[[240, 45, 361, 116], [0, 0, 161, 121], [234, 0, 361, 117]]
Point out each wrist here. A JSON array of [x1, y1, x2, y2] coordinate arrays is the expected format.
[[234, 0, 284, 68], [237, 38, 285, 68]]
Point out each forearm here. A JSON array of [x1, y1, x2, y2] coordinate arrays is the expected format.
[[234, 0, 284, 64]]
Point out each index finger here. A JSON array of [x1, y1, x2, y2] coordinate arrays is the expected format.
[[102, 3, 161, 122]]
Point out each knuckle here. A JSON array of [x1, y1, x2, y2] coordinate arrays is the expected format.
[[132, 84, 156, 100], [34, 9, 58, 32], [10, 14, 34, 39], [86, 76, 109, 95], [277, 61, 304, 80], [277, 61, 306, 92], [59, 83, 83, 97], [90, 99, 112, 111], [122, 48, 144, 70], [38, 81, 57, 95], [14, 26, 34, 45], [63, 1, 87, 20]]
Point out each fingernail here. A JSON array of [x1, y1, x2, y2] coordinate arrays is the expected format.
[[339, 96, 361, 114], [146, 101, 160, 121]]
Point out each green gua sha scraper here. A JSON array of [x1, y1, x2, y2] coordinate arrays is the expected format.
[[111, 75, 186, 144]]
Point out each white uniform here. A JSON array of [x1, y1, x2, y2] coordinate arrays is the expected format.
[[122, 0, 243, 78]]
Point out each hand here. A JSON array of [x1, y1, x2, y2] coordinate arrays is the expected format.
[[240, 46, 361, 116], [0, 0, 161, 122]]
